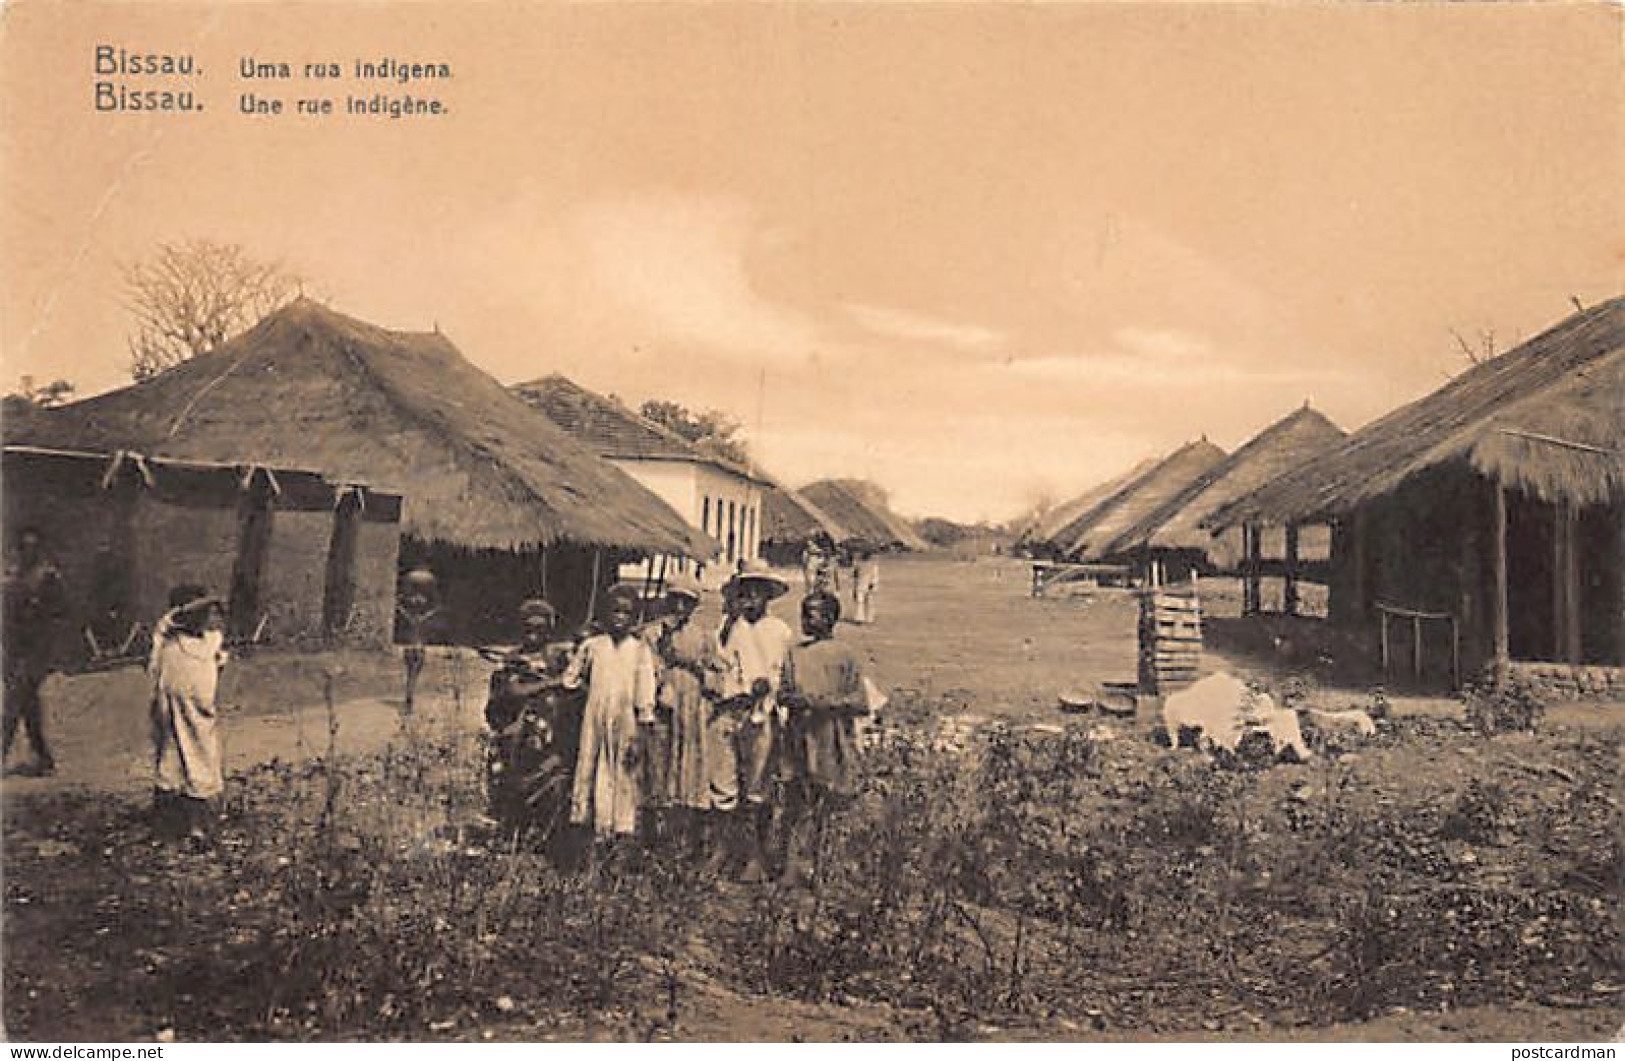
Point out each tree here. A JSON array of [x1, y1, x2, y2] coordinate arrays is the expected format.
[[8, 375, 75, 408], [1008, 490, 1058, 538], [639, 399, 751, 465], [122, 239, 303, 381]]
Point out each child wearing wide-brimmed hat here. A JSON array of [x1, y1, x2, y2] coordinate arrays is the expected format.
[[148, 584, 230, 842], [647, 572, 728, 850], [715, 559, 794, 880]]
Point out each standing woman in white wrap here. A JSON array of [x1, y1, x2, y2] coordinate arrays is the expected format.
[[149, 585, 229, 842]]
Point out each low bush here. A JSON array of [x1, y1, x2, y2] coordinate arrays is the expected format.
[[4, 700, 1616, 1039]]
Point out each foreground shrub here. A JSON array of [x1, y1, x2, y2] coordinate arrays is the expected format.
[[1462, 675, 1546, 736], [4, 703, 1616, 1039]]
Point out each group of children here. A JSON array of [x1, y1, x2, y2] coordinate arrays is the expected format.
[[490, 558, 876, 882], [137, 556, 878, 878]]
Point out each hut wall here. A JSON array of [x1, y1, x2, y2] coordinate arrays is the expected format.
[[129, 486, 243, 634], [258, 506, 332, 641], [349, 514, 402, 645], [1329, 467, 1490, 681], [2, 449, 401, 659], [399, 539, 622, 645], [2, 451, 145, 660], [1325, 466, 1623, 677]]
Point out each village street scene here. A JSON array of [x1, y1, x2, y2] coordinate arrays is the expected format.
[[2, 1, 1621, 1046]]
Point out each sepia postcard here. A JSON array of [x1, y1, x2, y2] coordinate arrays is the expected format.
[[1, 0, 1621, 1046]]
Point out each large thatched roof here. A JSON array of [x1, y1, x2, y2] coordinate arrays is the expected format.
[[1096, 405, 1346, 558], [800, 479, 930, 551], [511, 373, 762, 483], [11, 300, 715, 555], [1211, 297, 1625, 528], [1052, 439, 1228, 560], [760, 481, 850, 546], [1021, 459, 1157, 546]]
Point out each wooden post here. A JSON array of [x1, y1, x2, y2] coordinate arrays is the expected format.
[[1351, 507, 1370, 619], [1556, 503, 1582, 664], [586, 548, 602, 623], [1283, 522, 1301, 617], [1379, 609, 1390, 676], [1413, 615, 1423, 680], [1491, 481, 1510, 680], [1619, 505, 1625, 667], [1450, 616, 1461, 690], [1244, 521, 1263, 617]]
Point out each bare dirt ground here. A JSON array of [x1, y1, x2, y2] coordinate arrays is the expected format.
[[4, 556, 1621, 1042]]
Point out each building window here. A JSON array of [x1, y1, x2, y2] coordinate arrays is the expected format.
[[727, 500, 737, 564], [702, 496, 711, 534]]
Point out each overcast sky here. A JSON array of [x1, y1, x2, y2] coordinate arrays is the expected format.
[[4, 2, 1620, 523]]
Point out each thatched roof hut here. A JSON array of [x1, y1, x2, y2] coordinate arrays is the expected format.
[[1053, 439, 1228, 560], [512, 373, 759, 481], [1097, 405, 1346, 561], [761, 481, 850, 547], [1207, 298, 1624, 681], [800, 479, 930, 551], [1210, 297, 1625, 528], [13, 301, 713, 557], [1019, 459, 1157, 550]]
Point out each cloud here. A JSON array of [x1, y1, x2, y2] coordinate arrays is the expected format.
[[1111, 326, 1214, 363], [999, 330, 1353, 388], [566, 193, 826, 364], [841, 301, 1007, 354]]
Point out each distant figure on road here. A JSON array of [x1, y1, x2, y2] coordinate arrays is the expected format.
[[4, 526, 66, 777], [801, 540, 823, 592], [851, 547, 881, 625]]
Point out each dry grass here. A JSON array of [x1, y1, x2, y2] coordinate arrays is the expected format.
[[4, 699, 1618, 1041]]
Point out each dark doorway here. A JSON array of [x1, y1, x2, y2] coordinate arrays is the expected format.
[[1505, 492, 1557, 662], [1577, 502, 1624, 665]]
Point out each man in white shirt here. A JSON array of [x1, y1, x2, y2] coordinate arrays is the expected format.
[[715, 560, 793, 879]]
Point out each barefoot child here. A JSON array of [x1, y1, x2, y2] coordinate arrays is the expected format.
[[779, 590, 873, 883], [148, 585, 229, 840], [716, 560, 794, 879], [650, 573, 726, 852], [484, 598, 580, 835], [562, 585, 657, 839], [396, 566, 440, 714]]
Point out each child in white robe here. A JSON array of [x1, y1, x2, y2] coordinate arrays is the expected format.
[[562, 585, 657, 838], [149, 585, 229, 840]]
